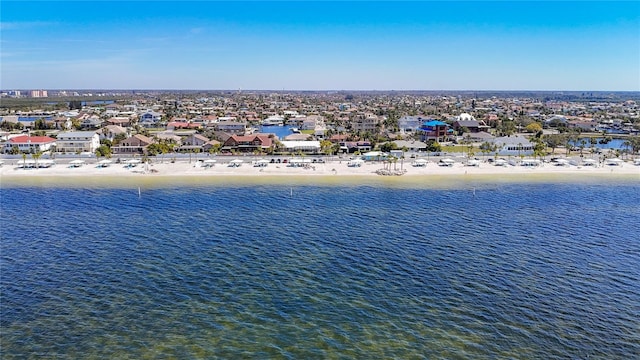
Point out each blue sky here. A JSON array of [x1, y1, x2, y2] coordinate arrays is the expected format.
[[1, 1, 639, 90]]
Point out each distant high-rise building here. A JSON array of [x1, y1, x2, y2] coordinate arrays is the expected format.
[[29, 90, 48, 98]]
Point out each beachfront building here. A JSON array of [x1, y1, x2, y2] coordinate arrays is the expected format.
[[391, 140, 428, 152], [177, 134, 210, 152], [491, 135, 534, 156], [55, 131, 100, 154], [3, 135, 56, 154], [222, 134, 274, 153], [280, 140, 321, 154], [419, 120, 450, 142], [339, 141, 372, 153], [111, 134, 155, 154]]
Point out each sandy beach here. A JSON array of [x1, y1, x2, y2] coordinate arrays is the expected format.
[[1, 157, 638, 188]]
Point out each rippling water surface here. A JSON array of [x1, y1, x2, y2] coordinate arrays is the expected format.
[[1, 182, 639, 359]]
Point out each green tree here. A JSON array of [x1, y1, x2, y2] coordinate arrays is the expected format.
[[100, 139, 113, 148], [208, 143, 222, 155], [498, 120, 516, 136], [532, 138, 547, 160], [32, 151, 42, 168], [479, 141, 496, 162], [320, 140, 334, 155], [95, 145, 112, 158], [545, 134, 564, 154], [34, 119, 48, 130], [426, 140, 442, 153], [525, 122, 542, 133], [113, 133, 127, 145], [380, 141, 398, 153], [69, 100, 82, 110]]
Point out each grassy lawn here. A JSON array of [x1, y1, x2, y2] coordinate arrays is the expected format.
[[441, 145, 473, 153]]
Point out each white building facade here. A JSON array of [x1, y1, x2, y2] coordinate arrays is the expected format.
[[55, 131, 101, 154]]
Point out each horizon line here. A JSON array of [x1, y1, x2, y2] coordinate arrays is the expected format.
[[4, 89, 640, 93]]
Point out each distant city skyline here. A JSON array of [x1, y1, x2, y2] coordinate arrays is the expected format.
[[2, 1, 639, 91]]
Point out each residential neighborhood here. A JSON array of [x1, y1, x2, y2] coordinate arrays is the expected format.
[[1, 90, 639, 160]]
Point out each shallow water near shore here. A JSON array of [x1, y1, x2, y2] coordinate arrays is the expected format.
[[2, 171, 639, 190], [1, 183, 639, 358]]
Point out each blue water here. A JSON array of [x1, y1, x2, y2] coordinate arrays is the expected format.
[[1, 183, 639, 358], [258, 125, 297, 140], [14, 116, 53, 122], [570, 138, 628, 150]]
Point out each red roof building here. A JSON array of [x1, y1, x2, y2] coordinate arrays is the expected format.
[[4, 135, 56, 153]]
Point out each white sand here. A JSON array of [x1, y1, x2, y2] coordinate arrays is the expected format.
[[2, 157, 639, 188]]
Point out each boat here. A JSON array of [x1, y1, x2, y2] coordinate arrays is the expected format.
[[261, 115, 284, 126], [290, 128, 301, 133]]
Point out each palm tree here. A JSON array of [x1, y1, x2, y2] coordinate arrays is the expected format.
[[32, 151, 42, 169], [21, 153, 27, 168]]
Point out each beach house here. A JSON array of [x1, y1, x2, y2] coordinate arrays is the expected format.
[[3, 134, 56, 154], [491, 135, 534, 156], [419, 120, 450, 142], [222, 134, 273, 153], [280, 140, 321, 154], [178, 134, 210, 152], [111, 134, 155, 154], [55, 131, 101, 154]]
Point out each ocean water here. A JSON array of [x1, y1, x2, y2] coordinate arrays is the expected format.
[[1, 182, 639, 359]]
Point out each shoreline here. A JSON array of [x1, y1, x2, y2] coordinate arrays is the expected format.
[[1, 159, 638, 188]]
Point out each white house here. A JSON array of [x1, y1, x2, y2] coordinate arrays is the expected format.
[[280, 140, 321, 153], [3, 135, 56, 153], [491, 135, 534, 156], [56, 131, 101, 154]]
